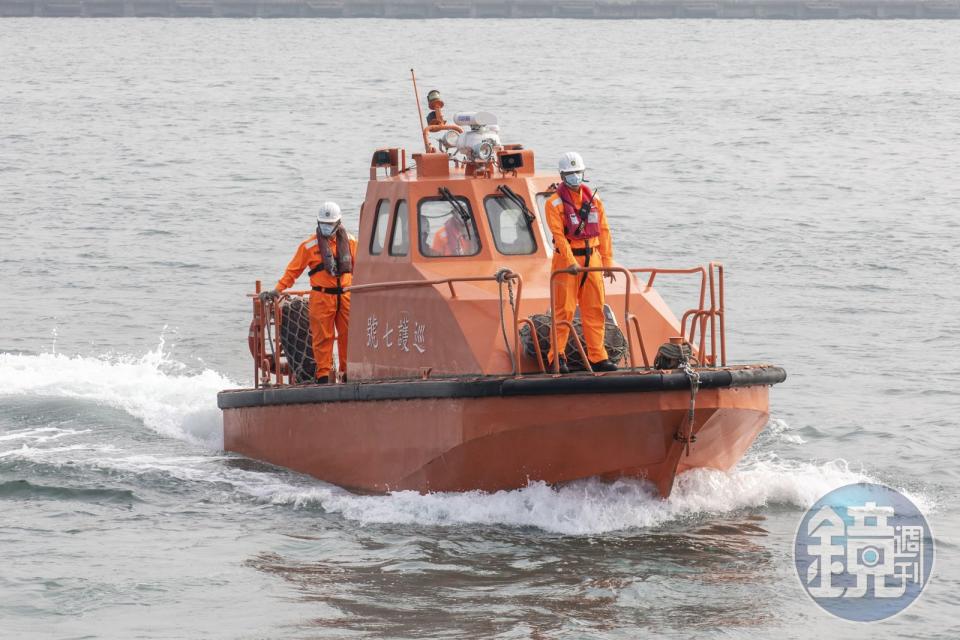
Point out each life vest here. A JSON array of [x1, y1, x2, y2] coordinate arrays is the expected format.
[[556, 183, 601, 241], [308, 225, 353, 277]]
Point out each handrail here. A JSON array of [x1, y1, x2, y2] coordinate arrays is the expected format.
[[517, 318, 546, 373], [547, 263, 725, 373], [251, 282, 291, 388], [250, 272, 525, 385], [425, 123, 464, 135], [717, 263, 726, 366], [633, 265, 710, 364], [248, 262, 725, 387], [630, 264, 724, 367], [626, 313, 650, 368]]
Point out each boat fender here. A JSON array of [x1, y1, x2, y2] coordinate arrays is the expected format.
[[248, 299, 314, 381], [519, 313, 627, 371], [653, 341, 698, 370]]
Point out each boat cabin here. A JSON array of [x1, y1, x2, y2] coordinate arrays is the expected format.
[[251, 91, 727, 386], [350, 141, 564, 379]]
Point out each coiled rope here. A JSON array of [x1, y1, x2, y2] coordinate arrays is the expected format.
[[675, 346, 701, 456]]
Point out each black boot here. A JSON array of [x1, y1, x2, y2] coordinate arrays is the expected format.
[[548, 357, 570, 374], [589, 359, 618, 372]]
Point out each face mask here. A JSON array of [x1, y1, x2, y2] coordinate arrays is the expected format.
[[562, 172, 583, 188], [318, 222, 339, 237]]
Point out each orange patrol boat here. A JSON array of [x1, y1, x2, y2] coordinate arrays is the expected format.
[[217, 73, 786, 498]]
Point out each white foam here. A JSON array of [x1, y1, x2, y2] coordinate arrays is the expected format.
[[0, 346, 932, 533], [2, 424, 930, 534], [0, 427, 91, 444], [0, 442, 119, 460], [0, 341, 234, 449], [228, 453, 896, 535], [764, 418, 806, 444]]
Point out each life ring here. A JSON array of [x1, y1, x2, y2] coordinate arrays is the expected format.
[[248, 318, 289, 376]]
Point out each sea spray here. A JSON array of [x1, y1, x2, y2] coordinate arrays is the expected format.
[[0, 348, 933, 534], [248, 456, 880, 535], [0, 342, 233, 448], [0, 421, 901, 534]]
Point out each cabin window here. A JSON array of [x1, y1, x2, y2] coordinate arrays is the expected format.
[[417, 197, 481, 257], [535, 192, 555, 247], [369, 199, 391, 255], [389, 200, 409, 256], [484, 196, 537, 255]]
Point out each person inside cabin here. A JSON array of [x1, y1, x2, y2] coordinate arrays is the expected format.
[[544, 152, 619, 374], [260, 202, 358, 384], [420, 219, 436, 256], [430, 212, 474, 257]]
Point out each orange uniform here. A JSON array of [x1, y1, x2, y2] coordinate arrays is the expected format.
[[276, 232, 358, 381], [545, 187, 614, 365], [430, 218, 474, 256]]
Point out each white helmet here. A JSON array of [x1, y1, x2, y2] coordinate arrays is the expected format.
[[558, 151, 586, 174], [317, 201, 343, 224]]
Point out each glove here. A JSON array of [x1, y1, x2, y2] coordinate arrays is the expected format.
[[603, 270, 617, 284], [259, 289, 280, 303]]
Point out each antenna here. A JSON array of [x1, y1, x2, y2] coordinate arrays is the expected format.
[[410, 69, 432, 153]]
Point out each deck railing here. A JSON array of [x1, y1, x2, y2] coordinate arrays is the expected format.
[[248, 262, 724, 387], [249, 271, 524, 388], [543, 263, 725, 374], [636, 263, 726, 369]]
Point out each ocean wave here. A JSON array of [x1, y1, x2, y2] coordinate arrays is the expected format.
[[0, 479, 139, 504], [249, 455, 881, 535], [760, 418, 806, 445], [0, 341, 233, 449], [0, 348, 933, 535], [0, 427, 92, 444], [0, 423, 932, 535], [78, 449, 904, 535]]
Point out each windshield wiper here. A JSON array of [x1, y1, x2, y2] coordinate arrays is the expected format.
[[439, 187, 473, 239], [497, 185, 536, 229]]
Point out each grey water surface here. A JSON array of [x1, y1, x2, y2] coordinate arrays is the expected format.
[[1, 18, 959, 639]]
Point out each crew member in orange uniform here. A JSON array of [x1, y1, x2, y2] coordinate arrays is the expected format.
[[261, 202, 357, 383], [431, 215, 474, 256], [545, 152, 618, 373]]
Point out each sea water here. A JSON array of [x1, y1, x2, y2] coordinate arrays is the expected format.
[[1, 18, 958, 639]]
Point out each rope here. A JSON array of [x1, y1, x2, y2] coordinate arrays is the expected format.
[[675, 346, 701, 455], [262, 297, 279, 383], [494, 267, 516, 375]]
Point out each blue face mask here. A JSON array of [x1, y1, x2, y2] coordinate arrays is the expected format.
[[318, 222, 339, 237], [562, 172, 583, 189]]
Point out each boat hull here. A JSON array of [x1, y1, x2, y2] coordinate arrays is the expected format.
[[220, 367, 783, 497]]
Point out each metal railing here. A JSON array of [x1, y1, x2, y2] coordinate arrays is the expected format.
[[639, 263, 725, 368], [249, 271, 524, 387], [544, 263, 725, 374], [248, 262, 725, 386]]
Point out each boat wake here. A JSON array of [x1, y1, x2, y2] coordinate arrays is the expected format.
[[0, 345, 929, 535], [0, 342, 232, 448], [251, 456, 880, 535]]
